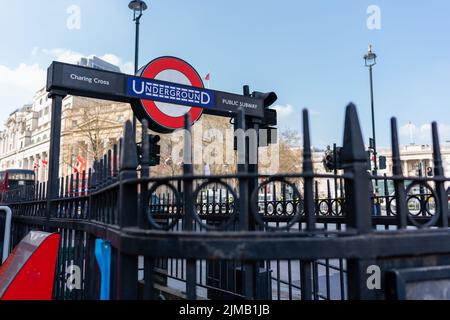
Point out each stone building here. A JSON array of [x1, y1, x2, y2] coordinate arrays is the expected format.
[[0, 86, 132, 181], [378, 143, 450, 177]]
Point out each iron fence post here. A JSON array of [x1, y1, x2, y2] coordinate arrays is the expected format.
[[341, 104, 376, 300], [139, 119, 156, 300], [46, 91, 66, 231], [300, 110, 316, 300], [431, 122, 449, 228], [236, 108, 255, 299], [116, 121, 139, 300], [183, 114, 197, 300]]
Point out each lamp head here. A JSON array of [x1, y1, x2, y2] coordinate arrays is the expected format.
[[129, 0, 148, 18], [364, 44, 377, 67]]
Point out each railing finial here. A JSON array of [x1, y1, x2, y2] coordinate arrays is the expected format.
[[120, 121, 138, 171], [342, 103, 368, 165]]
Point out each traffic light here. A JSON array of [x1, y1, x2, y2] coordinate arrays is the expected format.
[[233, 88, 278, 150], [253, 91, 278, 146], [379, 156, 387, 170], [251, 91, 278, 108], [322, 146, 343, 172], [137, 134, 161, 167], [148, 135, 161, 166], [323, 153, 334, 172]]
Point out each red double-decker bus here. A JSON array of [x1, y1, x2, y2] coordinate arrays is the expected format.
[[0, 169, 36, 202]]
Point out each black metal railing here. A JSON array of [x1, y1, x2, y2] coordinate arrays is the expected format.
[[3, 103, 450, 300]]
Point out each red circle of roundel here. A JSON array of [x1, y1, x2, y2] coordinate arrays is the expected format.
[[139, 57, 204, 130]]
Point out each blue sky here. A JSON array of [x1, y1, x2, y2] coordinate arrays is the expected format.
[[1, 0, 450, 148]]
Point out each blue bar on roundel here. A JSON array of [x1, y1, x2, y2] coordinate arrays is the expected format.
[[126, 76, 215, 109]]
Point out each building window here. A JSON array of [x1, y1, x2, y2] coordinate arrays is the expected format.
[[45, 107, 49, 115], [39, 110, 43, 117]]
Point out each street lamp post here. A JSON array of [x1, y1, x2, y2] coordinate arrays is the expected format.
[[364, 45, 378, 186], [129, 0, 148, 139]]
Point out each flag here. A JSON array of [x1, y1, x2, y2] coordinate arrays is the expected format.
[[41, 160, 48, 167], [204, 73, 210, 81], [33, 162, 39, 171], [74, 158, 80, 173], [74, 156, 87, 174]]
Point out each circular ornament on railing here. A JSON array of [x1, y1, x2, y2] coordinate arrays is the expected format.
[[146, 182, 182, 230], [318, 200, 330, 216], [192, 179, 238, 231], [405, 181, 440, 228], [330, 199, 343, 216], [388, 198, 397, 216], [266, 202, 275, 216], [251, 178, 303, 231], [425, 195, 437, 216]]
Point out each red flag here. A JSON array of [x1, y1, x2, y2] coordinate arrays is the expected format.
[[74, 156, 87, 174], [41, 160, 48, 167], [204, 73, 210, 81]]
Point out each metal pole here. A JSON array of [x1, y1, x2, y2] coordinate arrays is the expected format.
[[369, 65, 379, 187], [132, 14, 142, 140], [135, 17, 140, 75], [1, 206, 12, 264], [46, 92, 65, 230]]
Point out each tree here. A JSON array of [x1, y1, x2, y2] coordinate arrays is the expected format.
[[277, 129, 302, 174], [61, 98, 131, 175]]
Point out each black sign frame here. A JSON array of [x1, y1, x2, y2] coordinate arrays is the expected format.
[[44, 60, 277, 224], [47, 61, 271, 125]]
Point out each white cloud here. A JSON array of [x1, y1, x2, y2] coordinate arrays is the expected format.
[[0, 63, 46, 126], [121, 61, 135, 75], [0, 48, 133, 130], [40, 48, 134, 74], [273, 104, 295, 120], [272, 104, 319, 129], [399, 122, 450, 145], [99, 53, 121, 67], [31, 46, 40, 57], [42, 48, 84, 64]]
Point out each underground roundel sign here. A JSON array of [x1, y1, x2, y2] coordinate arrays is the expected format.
[[129, 56, 207, 133]]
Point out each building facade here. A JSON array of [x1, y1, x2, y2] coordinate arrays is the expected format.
[[0, 86, 133, 182], [0, 87, 52, 182], [77, 56, 121, 73], [378, 144, 450, 177]]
